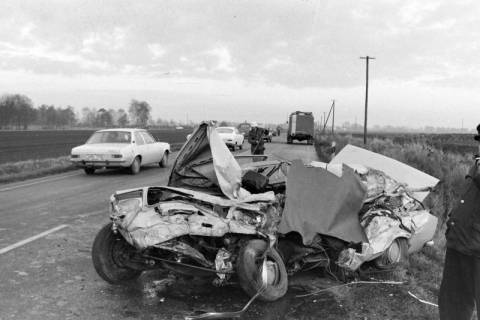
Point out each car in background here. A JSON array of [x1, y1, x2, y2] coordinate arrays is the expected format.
[[215, 126, 244, 150], [263, 129, 273, 142], [70, 128, 170, 175]]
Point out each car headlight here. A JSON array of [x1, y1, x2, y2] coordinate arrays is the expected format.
[[113, 198, 142, 216], [110, 198, 142, 229]]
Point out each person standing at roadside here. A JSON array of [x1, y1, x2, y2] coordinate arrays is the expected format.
[[439, 124, 480, 319], [248, 122, 265, 159]]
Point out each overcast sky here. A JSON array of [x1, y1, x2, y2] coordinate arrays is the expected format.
[[0, 0, 479, 128]]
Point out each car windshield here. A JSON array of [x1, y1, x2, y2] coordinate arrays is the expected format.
[[216, 128, 233, 134], [86, 131, 131, 144]]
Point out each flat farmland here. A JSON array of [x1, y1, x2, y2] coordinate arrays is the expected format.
[[349, 132, 477, 155], [0, 129, 191, 164]]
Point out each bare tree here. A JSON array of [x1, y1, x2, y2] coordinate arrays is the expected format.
[[0, 94, 36, 129], [128, 99, 151, 127], [96, 108, 113, 127], [117, 109, 129, 127]]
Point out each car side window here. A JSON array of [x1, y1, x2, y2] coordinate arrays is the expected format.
[[141, 132, 155, 144], [134, 132, 145, 145], [148, 132, 157, 143]]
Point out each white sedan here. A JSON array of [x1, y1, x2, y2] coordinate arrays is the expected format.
[[70, 128, 170, 175], [215, 127, 244, 150]]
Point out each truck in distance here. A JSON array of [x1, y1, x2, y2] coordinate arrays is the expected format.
[[287, 111, 314, 145]]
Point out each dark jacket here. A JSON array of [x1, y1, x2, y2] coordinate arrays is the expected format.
[[446, 159, 480, 257], [248, 127, 265, 153]]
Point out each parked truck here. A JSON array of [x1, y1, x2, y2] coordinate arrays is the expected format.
[[287, 111, 314, 144]]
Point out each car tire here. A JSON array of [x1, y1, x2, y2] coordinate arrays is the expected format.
[[237, 239, 288, 302], [159, 152, 169, 168], [92, 223, 142, 284], [84, 167, 95, 175], [239, 142, 243, 150], [373, 237, 409, 269], [130, 157, 141, 175]]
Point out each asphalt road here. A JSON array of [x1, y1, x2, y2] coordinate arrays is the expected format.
[[0, 137, 359, 320]]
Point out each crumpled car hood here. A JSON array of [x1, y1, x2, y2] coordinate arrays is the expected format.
[[330, 144, 439, 201], [168, 122, 265, 200]]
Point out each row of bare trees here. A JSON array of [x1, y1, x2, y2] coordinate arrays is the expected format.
[[0, 94, 76, 129], [0, 94, 153, 129], [80, 99, 152, 127]]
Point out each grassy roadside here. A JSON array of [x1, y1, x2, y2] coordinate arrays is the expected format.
[[314, 134, 474, 319], [0, 157, 76, 184], [0, 143, 184, 185]]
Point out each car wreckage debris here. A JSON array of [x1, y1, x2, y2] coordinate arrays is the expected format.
[[91, 123, 439, 315], [184, 259, 269, 320]]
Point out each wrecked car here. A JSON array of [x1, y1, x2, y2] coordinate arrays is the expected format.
[[92, 123, 439, 302]]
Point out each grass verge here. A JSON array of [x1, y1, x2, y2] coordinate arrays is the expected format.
[[0, 157, 75, 184]]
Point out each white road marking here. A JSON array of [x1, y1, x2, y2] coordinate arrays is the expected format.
[[0, 172, 81, 192], [76, 209, 107, 219], [0, 224, 69, 255]]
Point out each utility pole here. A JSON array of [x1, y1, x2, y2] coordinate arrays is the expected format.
[[360, 56, 375, 144], [332, 99, 335, 135]]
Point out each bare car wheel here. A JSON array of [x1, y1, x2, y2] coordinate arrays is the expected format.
[[84, 167, 95, 175], [130, 157, 141, 175], [159, 152, 169, 168], [92, 223, 142, 284], [237, 239, 288, 301], [373, 238, 409, 269]]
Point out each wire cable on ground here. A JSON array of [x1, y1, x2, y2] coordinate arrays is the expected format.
[[408, 291, 438, 308], [295, 280, 404, 298]]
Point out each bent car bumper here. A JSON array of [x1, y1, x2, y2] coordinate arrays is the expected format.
[[71, 159, 128, 168]]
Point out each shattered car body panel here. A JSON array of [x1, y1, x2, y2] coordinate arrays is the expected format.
[[336, 162, 438, 271], [331, 144, 439, 202], [111, 186, 280, 250]]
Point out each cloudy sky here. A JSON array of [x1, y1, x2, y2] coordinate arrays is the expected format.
[[0, 0, 479, 128]]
